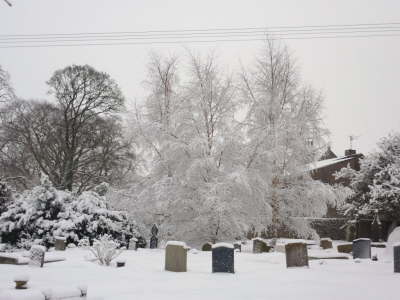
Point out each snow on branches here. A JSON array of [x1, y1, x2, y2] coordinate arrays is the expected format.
[[0, 174, 140, 249]]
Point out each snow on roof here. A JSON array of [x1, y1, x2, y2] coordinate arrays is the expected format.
[[306, 156, 353, 172], [212, 242, 234, 249]]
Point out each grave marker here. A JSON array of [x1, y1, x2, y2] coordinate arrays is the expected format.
[[54, 237, 66, 251], [320, 238, 333, 249], [212, 243, 234, 273], [29, 245, 45, 268], [394, 244, 400, 273], [165, 241, 188, 272], [285, 242, 309, 268], [352, 238, 371, 259]]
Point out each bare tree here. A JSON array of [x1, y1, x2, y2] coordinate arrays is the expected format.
[[47, 65, 125, 190], [0, 65, 133, 192]]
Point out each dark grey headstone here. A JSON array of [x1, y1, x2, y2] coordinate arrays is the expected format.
[[394, 245, 400, 273], [212, 244, 234, 273], [352, 238, 371, 259], [29, 245, 45, 267], [150, 224, 159, 249], [150, 236, 158, 249], [285, 242, 309, 268]]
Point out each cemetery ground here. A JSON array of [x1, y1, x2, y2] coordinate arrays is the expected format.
[[0, 241, 398, 300]]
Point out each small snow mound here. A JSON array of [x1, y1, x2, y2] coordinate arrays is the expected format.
[[166, 241, 187, 247], [385, 227, 400, 259], [13, 274, 29, 282], [212, 242, 234, 249], [320, 238, 332, 241]]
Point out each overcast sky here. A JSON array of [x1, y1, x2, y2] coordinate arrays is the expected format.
[[1, 0, 400, 156]]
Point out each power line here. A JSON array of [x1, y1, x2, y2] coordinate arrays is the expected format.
[[0, 33, 399, 49], [1, 28, 400, 43], [1, 22, 400, 48], [1, 21, 400, 38]]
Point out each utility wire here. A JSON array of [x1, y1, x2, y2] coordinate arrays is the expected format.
[[0, 27, 400, 44], [1, 21, 400, 38], [1, 33, 399, 49], [1, 22, 400, 48]]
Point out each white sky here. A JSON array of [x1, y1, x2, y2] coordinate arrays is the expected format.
[[1, 0, 400, 156]]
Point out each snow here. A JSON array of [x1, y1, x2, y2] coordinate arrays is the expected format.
[[385, 227, 400, 259], [165, 241, 187, 247], [0, 244, 398, 300], [306, 157, 353, 172], [212, 242, 234, 249], [354, 238, 371, 242], [13, 274, 29, 282]]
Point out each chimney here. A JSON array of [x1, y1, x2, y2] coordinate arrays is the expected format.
[[345, 149, 356, 156]]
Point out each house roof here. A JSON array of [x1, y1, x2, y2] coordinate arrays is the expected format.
[[306, 156, 354, 172]]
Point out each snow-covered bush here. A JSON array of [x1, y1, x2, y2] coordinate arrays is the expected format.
[[0, 181, 13, 216], [337, 133, 400, 221], [0, 175, 141, 249], [89, 234, 122, 266]]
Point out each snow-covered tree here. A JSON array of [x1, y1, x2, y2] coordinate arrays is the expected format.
[[0, 181, 13, 215], [0, 174, 140, 249], [0, 65, 14, 104], [116, 52, 271, 246], [239, 40, 329, 238], [337, 133, 400, 221]]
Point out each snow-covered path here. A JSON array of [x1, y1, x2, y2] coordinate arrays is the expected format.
[[0, 245, 397, 300]]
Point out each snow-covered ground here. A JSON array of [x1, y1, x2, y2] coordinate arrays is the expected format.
[[0, 242, 398, 300]]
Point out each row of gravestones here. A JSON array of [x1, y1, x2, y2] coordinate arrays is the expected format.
[[165, 242, 235, 273]]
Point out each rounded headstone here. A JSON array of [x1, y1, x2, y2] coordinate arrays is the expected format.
[[212, 243, 234, 273], [352, 238, 371, 259], [202, 242, 212, 251]]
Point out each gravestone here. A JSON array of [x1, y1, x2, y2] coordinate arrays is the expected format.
[[54, 237, 66, 251], [352, 238, 371, 259], [129, 237, 138, 250], [150, 224, 159, 249], [233, 242, 241, 252], [212, 243, 234, 273], [165, 241, 187, 272], [320, 238, 333, 249], [253, 238, 271, 253], [285, 242, 309, 268], [29, 245, 45, 267], [371, 212, 382, 242], [0, 255, 19, 265], [394, 244, 400, 273], [337, 243, 352, 254], [202, 242, 212, 251]]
